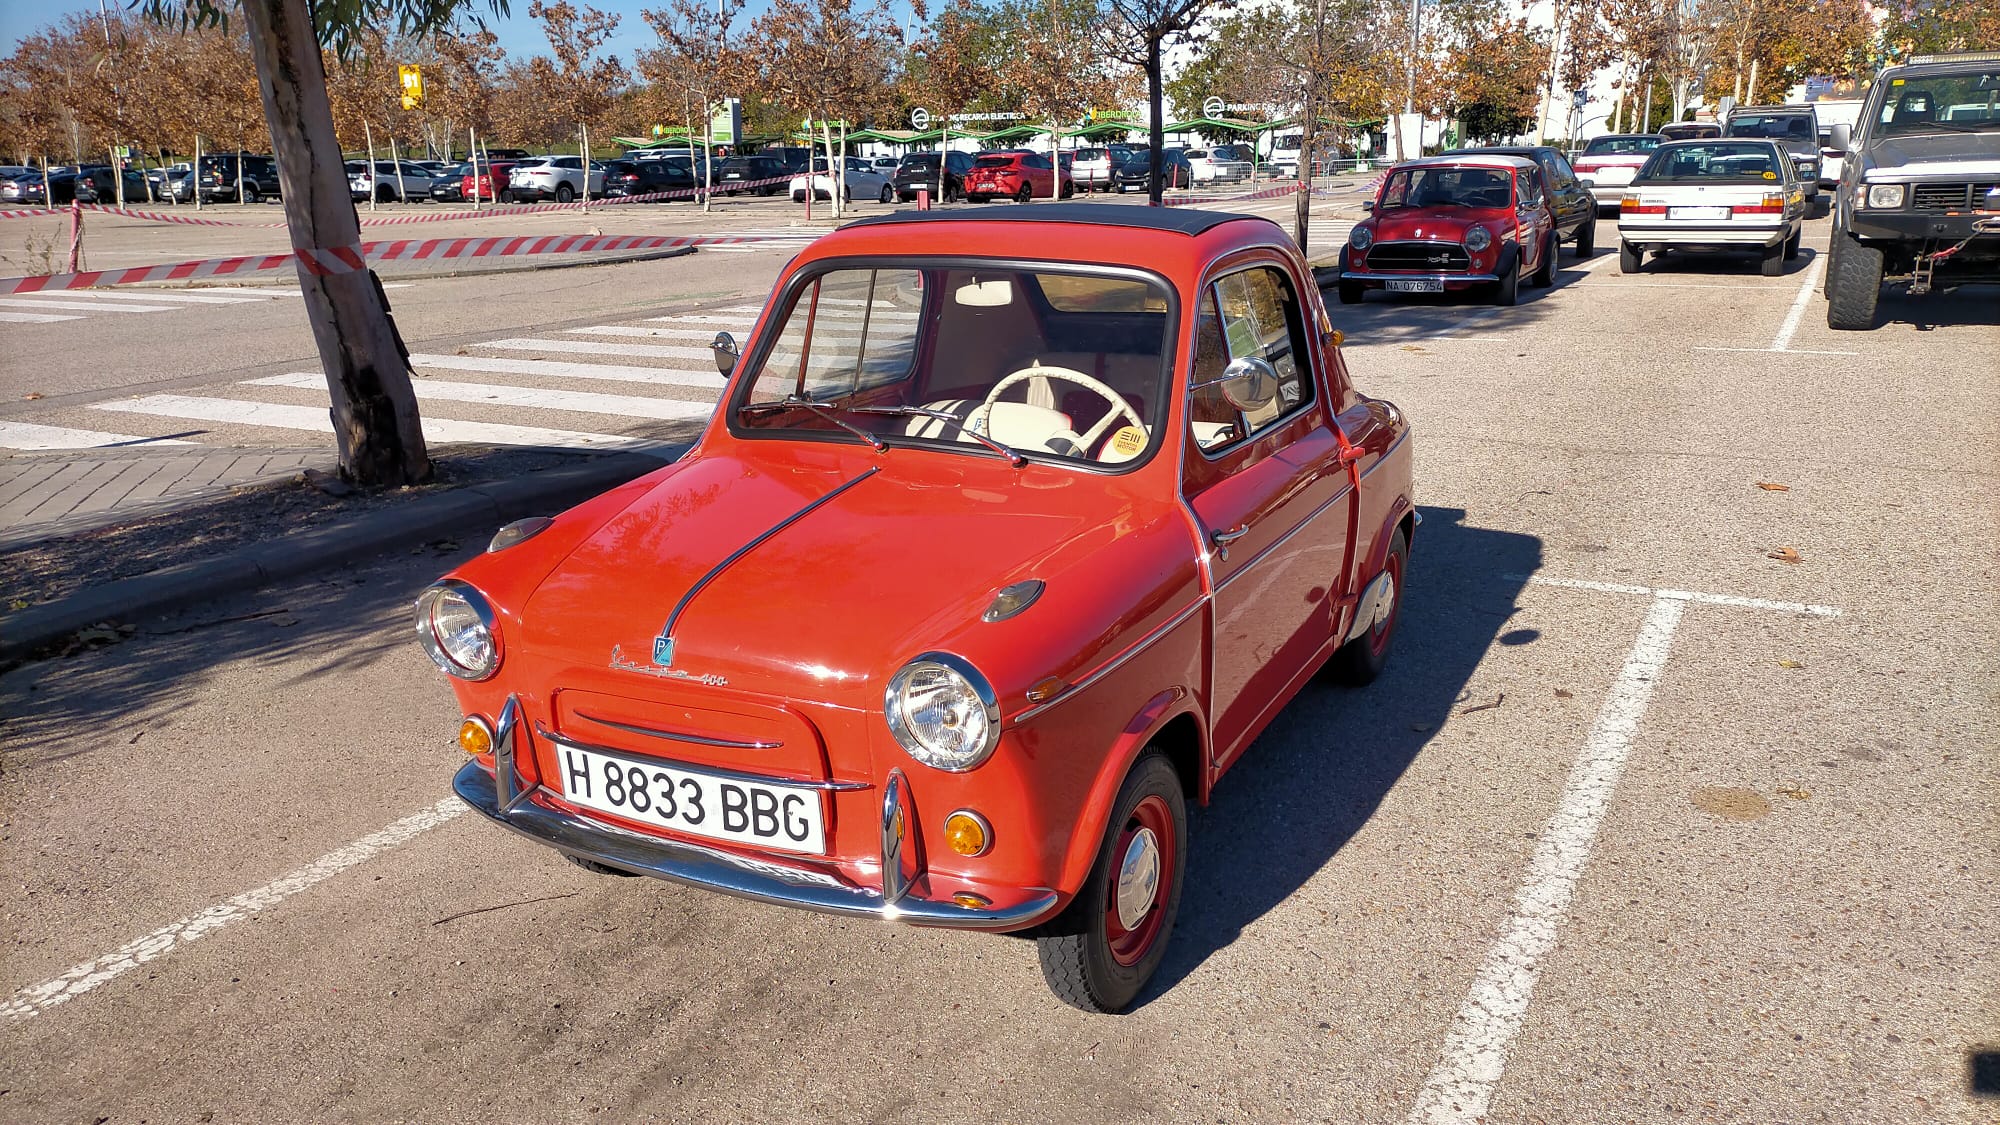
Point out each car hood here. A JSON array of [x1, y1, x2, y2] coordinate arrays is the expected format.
[[1863, 130, 2000, 175], [1367, 210, 1501, 241], [516, 448, 1138, 708]]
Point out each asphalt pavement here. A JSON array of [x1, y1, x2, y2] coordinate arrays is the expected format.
[[0, 199, 1994, 1124]]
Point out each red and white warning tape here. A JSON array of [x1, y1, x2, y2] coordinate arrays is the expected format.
[[1162, 181, 1307, 208], [0, 231, 792, 294]]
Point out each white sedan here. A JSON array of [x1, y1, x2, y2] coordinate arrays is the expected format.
[[1186, 147, 1253, 184], [1617, 139, 1806, 277], [790, 157, 895, 203]]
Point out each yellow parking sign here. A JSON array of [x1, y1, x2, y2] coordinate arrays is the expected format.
[[399, 64, 423, 110]]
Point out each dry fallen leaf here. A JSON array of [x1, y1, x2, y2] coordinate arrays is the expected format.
[[1767, 547, 1802, 564], [1755, 481, 1791, 492], [1399, 344, 1428, 353], [23, 391, 44, 400], [1777, 783, 1812, 800], [1777, 659, 1804, 669], [1554, 688, 1574, 699]]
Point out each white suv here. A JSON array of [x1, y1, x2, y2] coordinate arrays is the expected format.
[[508, 156, 606, 203]]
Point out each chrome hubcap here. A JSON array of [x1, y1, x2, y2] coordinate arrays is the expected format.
[[1374, 571, 1398, 631], [1115, 828, 1161, 930]]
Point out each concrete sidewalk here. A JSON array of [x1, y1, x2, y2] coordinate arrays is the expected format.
[[0, 441, 674, 662]]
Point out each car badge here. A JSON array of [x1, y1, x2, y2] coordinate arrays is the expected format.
[[610, 644, 727, 686], [653, 633, 675, 667]]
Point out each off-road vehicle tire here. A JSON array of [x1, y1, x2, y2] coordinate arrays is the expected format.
[[1826, 235, 1884, 330]]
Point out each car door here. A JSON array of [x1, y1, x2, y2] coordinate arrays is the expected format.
[[1536, 149, 1588, 239], [1516, 167, 1556, 268], [1184, 260, 1354, 766]]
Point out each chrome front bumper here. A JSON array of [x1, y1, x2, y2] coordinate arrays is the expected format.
[[1341, 270, 1502, 285], [452, 700, 1060, 931]]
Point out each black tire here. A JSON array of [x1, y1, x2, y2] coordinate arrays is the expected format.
[[1531, 234, 1556, 287], [946, 183, 961, 203], [554, 183, 574, 204], [1573, 216, 1594, 257], [376, 185, 394, 203], [1016, 184, 1033, 203], [842, 186, 851, 203], [1330, 528, 1409, 684], [498, 189, 513, 204], [878, 183, 892, 203], [1619, 240, 1642, 274], [1060, 181, 1074, 199], [241, 184, 259, 205], [792, 190, 805, 203], [1783, 226, 1800, 260], [1336, 248, 1364, 304], [564, 853, 641, 878], [1035, 752, 1187, 1013], [1493, 257, 1520, 306], [1759, 240, 1785, 276], [1826, 234, 1884, 330]]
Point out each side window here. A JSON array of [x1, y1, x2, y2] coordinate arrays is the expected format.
[[1545, 151, 1577, 188], [1188, 266, 1314, 454], [1517, 170, 1542, 208], [753, 268, 923, 403]]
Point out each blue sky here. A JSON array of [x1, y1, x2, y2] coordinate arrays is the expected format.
[[0, 0, 857, 69]]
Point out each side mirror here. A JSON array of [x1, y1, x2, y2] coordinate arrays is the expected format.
[[1361, 199, 1375, 213], [711, 331, 739, 377], [1218, 356, 1281, 412], [1829, 123, 1852, 153]]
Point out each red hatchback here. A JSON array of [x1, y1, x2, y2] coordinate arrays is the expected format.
[[1336, 155, 1559, 306], [963, 151, 1071, 202], [461, 160, 518, 203]]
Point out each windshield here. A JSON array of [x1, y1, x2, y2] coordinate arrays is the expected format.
[[1379, 166, 1514, 209], [1725, 114, 1815, 143], [1876, 71, 2000, 133], [1636, 142, 1787, 183], [1582, 135, 1661, 156], [733, 265, 1173, 467]]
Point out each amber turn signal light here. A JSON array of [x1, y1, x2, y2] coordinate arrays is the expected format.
[[458, 716, 494, 756], [944, 809, 992, 857]]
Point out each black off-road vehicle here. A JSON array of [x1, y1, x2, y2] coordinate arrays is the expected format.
[[1825, 52, 2000, 329]]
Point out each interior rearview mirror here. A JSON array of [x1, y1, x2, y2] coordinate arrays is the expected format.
[[1218, 356, 1280, 413], [954, 278, 1015, 307], [711, 331, 739, 377], [1829, 123, 1851, 153]]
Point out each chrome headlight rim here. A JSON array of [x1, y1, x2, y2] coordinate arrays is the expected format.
[[1464, 225, 1493, 252], [1864, 182, 1905, 210], [883, 651, 1002, 773], [415, 579, 502, 681], [1349, 224, 1374, 251]]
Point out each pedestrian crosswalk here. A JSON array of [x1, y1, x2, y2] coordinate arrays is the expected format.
[[697, 227, 821, 254], [0, 283, 410, 325]]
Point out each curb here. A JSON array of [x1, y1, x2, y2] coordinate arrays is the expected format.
[[0, 447, 682, 662]]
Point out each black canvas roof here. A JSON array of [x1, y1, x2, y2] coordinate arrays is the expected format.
[[842, 202, 1254, 237]]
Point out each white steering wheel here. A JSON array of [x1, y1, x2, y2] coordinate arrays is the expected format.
[[972, 364, 1147, 455]]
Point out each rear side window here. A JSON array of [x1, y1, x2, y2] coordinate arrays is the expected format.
[[1638, 142, 1787, 182], [1188, 267, 1313, 453]]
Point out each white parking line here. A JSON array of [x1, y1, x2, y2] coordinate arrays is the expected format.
[[1770, 257, 1827, 351], [0, 310, 83, 324], [1, 799, 464, 1021], [249, 373, 715, 421], [1409, 596, 1688, 1125], [93, 394, 664, 450], [67, 290, 275, 304], [1518, 574, 1842, 617], [0, 420, 196, 450], [0, 297, 178, 313], [408, 353, 726, 390], [480, 337, 717, 361]]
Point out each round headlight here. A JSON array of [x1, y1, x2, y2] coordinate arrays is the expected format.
[[415, 580, 501, 680], [884, 653, 1001, 772], [1349, 224, 1373, 250], [1464, 225, 1492, 252]]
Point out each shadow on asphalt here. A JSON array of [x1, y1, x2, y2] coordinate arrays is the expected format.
[[1875, 284, 2000, 330], [1619, 244, 1823, 278], [1143, 505, 1543, 1007]]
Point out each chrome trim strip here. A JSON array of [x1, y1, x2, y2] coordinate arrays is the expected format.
[[1213, 480, 1356, 595], [574, 710, 782, 751], [1011, 597, 1208, 724], [656, 466, 881, 644], [455, 761, 1059, 930], [881, 768, 916, 906], [534, 724, 870, 791], [1341, 270, 1502, 284]]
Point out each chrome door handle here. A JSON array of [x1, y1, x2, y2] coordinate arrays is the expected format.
[[1211, 526, 1249, 561]]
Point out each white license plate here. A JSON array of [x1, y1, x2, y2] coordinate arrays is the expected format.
[[1386, 278, 1445, 293], [1669, 206, 1732, 220], [554, 742, 826, 854]]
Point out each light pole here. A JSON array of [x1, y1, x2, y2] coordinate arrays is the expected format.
[[1401, 0, 1419, 159]]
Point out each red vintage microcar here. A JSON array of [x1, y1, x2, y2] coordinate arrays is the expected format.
[[963, 151, 1071, 202], [1337, 155, 1558, 306], [420, 204, 1415, 1012]]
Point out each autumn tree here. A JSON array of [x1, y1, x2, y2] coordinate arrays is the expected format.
[[990, 0, 1126, 142], [743, 0, 905, 216], [1431, 0, 1549, 141], [528, 0, 627, 150], [901, 0, 998, 200], [1880, 0, 2000, 58], [1107, 0, 1232, 204], [638, 0, 747, 208]]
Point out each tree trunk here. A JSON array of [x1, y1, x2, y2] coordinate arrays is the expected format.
[[1293, 85, 1313, 251], [1146, 35, 1165, 207], [239, 0, 431, 487]]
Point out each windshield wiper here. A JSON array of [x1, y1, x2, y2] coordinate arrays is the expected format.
[[738, 395, 887, 451], [849, 405, 1029, 466]]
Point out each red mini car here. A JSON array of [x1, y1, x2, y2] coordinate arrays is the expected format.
[[462, 160, 518, 203], [1337, 155, 1559, 306], [963, 151, 1071, 202], [421, 204, 1415, 1012]]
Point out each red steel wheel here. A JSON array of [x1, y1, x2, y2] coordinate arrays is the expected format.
[[1103, 794, 1176, 966], [1331, 526, 1408, 684]]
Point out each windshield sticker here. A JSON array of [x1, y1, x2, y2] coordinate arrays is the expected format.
[[1763, 171, 1777, 180]]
